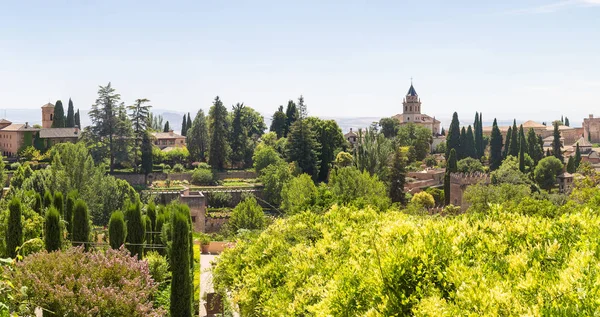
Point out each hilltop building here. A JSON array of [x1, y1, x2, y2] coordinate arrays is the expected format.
[[152, 130, 186, 150], [482, 120, 583, 150], [583, 114, 600, 143], [392, 83, 441, 135]]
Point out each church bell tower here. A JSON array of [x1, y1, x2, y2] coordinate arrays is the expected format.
[[402, 83, 422, 123]]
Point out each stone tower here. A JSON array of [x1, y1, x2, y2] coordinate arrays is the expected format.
[[402, 83, 422, 123], [41, 103, 55, 128]]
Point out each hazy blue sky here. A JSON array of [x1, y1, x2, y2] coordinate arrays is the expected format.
[[1, 0, 599, 126]]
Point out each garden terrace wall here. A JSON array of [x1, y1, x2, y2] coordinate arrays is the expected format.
[[204, 189, 265, 207], [214, 170, 257, 180], [112, 170, 256, 186]]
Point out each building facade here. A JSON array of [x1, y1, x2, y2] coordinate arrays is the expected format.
[[152, 131, 186, 149], [583, 114, 600, 143], [392, 84, 441, 135]]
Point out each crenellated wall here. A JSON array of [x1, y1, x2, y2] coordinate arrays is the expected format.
[[449, 172, 490, 211]]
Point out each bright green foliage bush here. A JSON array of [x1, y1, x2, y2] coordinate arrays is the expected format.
[[145, 251, 170, 285], [281, 174, 318, 215], [425, 187, 444, 206], [125, 201, 145, 259], [44, 207, 62, 252], [5, 198, 23, 258], [228, 197, 266, 233], [109, 211, 127, 250], [72, 200, 90, 251], [328, 166, 390, 211], [191, 167, 214, 185], [411, 191, 435, 208], [207, 192, 233, 208], [214, 204, 600, 316], [252, 144, 282, 175], [456, 157, 484, 174], [260, 161, 292, 206]]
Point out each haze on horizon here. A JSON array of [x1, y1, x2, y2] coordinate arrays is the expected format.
[[1, 0, 599, 125]]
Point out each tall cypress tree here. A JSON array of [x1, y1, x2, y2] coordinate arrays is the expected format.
[[65, 191, 77, 238], [478, 112, 483, 156], [33, 193, 42, 214], [509, 120, 519, 157], [72, 200, 90, 251], [43, 190, 52, 209], [144, 215, 152, 253], [181, 114, 187, 136], [503, 126, 512, 159], [465, 125, 476, 159], [109, 210, 127, 250], [125, 201, 145, 259], [163, 121, 170, 132], [446, 112, 461, 159], [53, 192, 64, 216], [574, 143, 582, 170], [52, 100, 66, 128], [518, 125, 527, 172], [147, 202, 156, 244], [489, 119, 503, 171], [5, 198, 23, 258], [66, 98, 75, 128], [74, 109, 81, 128], [552, 121, 563, 162], [208, 96, 230, 170], [565, 117, 570, 127], [566, 157, 576, 173], [458, 127, 467, 159], [230, 103, 248, 167], [186, 113, 192, 136], [170, 209, 192, 317], [270, 106, 287, 138], [444, 149, 458, 205], [389, 148, 407, 204], [44, 206, 62, 252], [474, 112, 482, 158], [527, 128, 540, 164], [141, 132, 153, 175], [284, 100, 298, 137]]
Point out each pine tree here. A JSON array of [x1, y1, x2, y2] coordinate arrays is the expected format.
[[230, 103, 248, 167], [503, 126, 512, 159], [109, 210, 127, 250], [53, 192, 64, 216], [566, 156, 576, 173], [74, 109, 81, 128], [509, 120, 519, 157], [561, 115, 564, 124], [444, 149, 457, 205], [286, 96, 320, 179], [181, 114, 187, 136], [88, 83, 124, 172], [489, 118, 503, 170], [65, 191, 76, 239], [5, 198, 23, 258], [389, 148, 407, 204], [187, 109, 209, 162], [552, 121, 563, 162], [170, 209, 192, 317], [186, 113, 192, 136], [66, 98, 75, 128], [446, 112, 461, 159], [574, 143, 582, 169], [209, 96, 230, 170], [270, 105, 287, 138], [128, 98, 152, 173], [72, 200, 90, 251], [125, 201, 145, 259], [284, 100, 298, 137], [440, 127, 445, 136], [44, 206, 62, 252], [52, 100, 66, 128], [565, 117, 570, 127], [163, 121, 170, 132], [141, 132, 153, 175], [474, 112, 482, 158]]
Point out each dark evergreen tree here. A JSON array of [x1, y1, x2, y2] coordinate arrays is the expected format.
[[446, 112, 461, 159], [144, 215, 152, 252], [479, 113, 483, 156], [208, 96, 230, 170], [509, 120, 519, 157], [181, 114, 187, 136], [440, 127, 445, 136], [125, 201, 145, 259], [574, 143, 582, 170], [286, 96, 320, 179], [43, 190, 52, 208], [565, 117, 570, 127], [88, 83, 125, 172], [187, 109, 209, 162], [561, 115, 564, 124], [444, 149, 458, 205], [566, 157, 576, 173], [74, 109, 81, 128], [389, 148, 407, 204], [52, 100, 66, 128], [465, 125, 476, 159], [72, 200, 90, 251], [44, 207, 62, 252], [284, 100, 298, 137], [53, 192, 64, 216], [66, 98, 75, 128], [270, 106, 287, 138], [546, 148, 552, 157], [458, 127, 467, 159], [128, 98, 152, 173], [33, 193, 42, 214], [519, 137, 526, 173], [147, 202, 156, 244], [109, 210, 127, 250], [163, 121, 170, 132], [489, 118, 503, 171], [141, 132, 153, 175], [527, 128, 542, 164], [170, 209, 192, 317], [230, 103, 247, 167], [552, 121, 563, 162], [186, 113, 192, 136], [474, 112, 483, 158], [65, 191, 76, 239], [503, 126, 512, 159], [5, 198, 23, 258], [308, 118, 344, 182]]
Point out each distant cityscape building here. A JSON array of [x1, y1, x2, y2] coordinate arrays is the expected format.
[[392, 83, 441, 135], [482, 120, 583, 151]]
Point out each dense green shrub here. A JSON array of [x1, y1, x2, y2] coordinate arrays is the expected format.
[[125, 201, 145, 259], [72, 200, 90, 251], [109, 211, 127, 250], [207, 192, 233, 208], [5, 198, 23, 258], [228, 197, 266, 233], [44, 207, 62, 252], [191, 168, 214, 185], [172, 163, 186, 173], [52, 192, 64, 216]]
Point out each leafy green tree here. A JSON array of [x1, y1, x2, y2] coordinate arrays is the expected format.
[[574, 143, 582, 169], [446, 112, 460, 159], [281, 174, 318, 214], [141, 132, 153, 175], [170, 208, 192, 317], [284, 100, 298, 137], [534, 156, 564, 191], [389, 148, 407, 204], [328, 166, 390, 211], [334, 151, 354, 167], [44, 206, 62, 252], [270, 106, 287, 138], [260, 162, 293, 207], [125, 201, 145, 259], [444, 149, 457, 205], [552, 121, 563, 162], [108, 210, 127, 250], [286, 97, 320, 179], [181, 114, 187, 136], [163, 121, 170, 132], [240, 106, 266, 138], [491, 156, 531, 185], [457, 157, 484, 174], [397, 123, 432, 161], [88, 83, 124, 172], [5, 198, 23, 258], [65, 191, 76, 238], [411, 191, 435, 208], [128, 98, 152, 173], [253, 144, 283, 175], [307, 117, 344, 182], [187, 109, 209, 162], [51, 100, 66, 128], [229, 197, 266, 233], [490, 118, 503, 170], [72, 200, 90, 251], [353, 125, 393, 181], [230, 103, 248, 167], [209, 96, 230, 170], [53, 191, 64, 216], [66, 98, 75, 128], [74, 109, 81, 128], [379, 117, 400, 138]]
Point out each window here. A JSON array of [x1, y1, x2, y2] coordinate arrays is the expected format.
[[191, 216, 196, 222], [50, 114, 53, 121]]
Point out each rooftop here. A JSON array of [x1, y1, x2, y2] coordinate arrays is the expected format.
[[152, 131, 185, 139], [407, 84, 418, 97], [39, 128, 81, 139]]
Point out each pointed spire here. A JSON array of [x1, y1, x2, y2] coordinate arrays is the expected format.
[[407, 82, 418, 96]]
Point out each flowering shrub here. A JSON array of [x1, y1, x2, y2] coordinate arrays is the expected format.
[[6, 247, 166, 316]]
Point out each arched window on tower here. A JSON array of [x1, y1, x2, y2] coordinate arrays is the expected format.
[[410, 106, 413, 111], [50, 114, 53, 121]]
